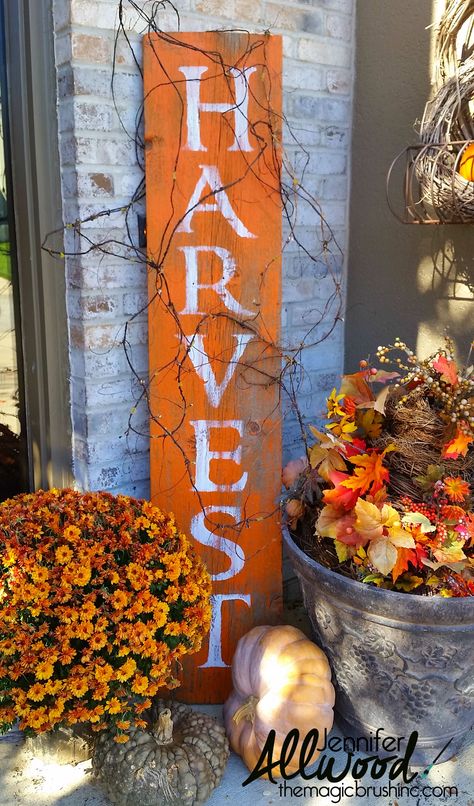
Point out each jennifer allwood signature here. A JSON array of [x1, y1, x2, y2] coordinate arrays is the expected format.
[[242, 728, 453, 787]]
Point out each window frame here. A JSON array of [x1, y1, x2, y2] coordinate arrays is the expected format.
[[2, 0, 73, 490]]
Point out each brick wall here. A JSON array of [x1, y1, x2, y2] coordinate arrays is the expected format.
[[52, 0, 355, 497]]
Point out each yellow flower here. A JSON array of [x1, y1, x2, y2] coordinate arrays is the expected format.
[[131, 675, 148, 695], [36, 661, 54, 681], [114, 734, 130, 743], [326, 388, 346, 419], [63, 525, 81, 543], [73, 565, 91, 586], [70, 678, 88, 698], [111, 589, 128, 610], [90, 632, 107, 651], [28, 683, 46, 702], [56, 545, 73, 564], [106, 697, 122, 714], [31, 565, 49, 583], [326, 416, 358, 442], [116, 658, 136, 681], [94, 663, 114, 683], [116, 719, 131, 730]]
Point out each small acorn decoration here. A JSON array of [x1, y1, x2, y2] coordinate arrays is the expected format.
[[92, 700, 229, 806]]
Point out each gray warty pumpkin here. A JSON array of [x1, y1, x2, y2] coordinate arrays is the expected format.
[[92, 700, 229, 806]]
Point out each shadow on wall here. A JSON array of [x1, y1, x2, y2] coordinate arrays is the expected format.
[[416, 227, 474, 360], [345, 0, 473, 369]]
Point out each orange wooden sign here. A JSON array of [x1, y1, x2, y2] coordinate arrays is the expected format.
[[144, 32, 282, 702]]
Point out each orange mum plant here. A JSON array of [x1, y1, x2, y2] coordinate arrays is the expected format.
[[283, 338, 474, 597], [0, 489, 212, 741]]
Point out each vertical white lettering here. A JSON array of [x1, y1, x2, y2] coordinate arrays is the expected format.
[[185, 333, 253, 408], [176, 165, 256, 238], [190, 506, 245, 581], [200, 593, 252, 668], [190, 419, 248, 492], [178, 65, 257, 152], [178, 245, 254, 316]]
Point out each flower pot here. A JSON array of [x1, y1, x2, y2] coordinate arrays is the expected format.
[[25, 724, 94, 765], [283, 525, 474, 766]]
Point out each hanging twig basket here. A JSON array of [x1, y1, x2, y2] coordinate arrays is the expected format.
[[387, 0, 474, 224]]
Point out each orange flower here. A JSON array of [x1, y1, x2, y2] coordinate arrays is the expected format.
[[111, 589, 128, 610], [116, 658, 136, 682], [73, 565, 91, 587], [116, 719, 131, 730], [90, 632, 107, 651], [55, 546, 73, 564], [444, 477, 470, 503], [114, 734, 130, 743], [94, 663, 114, 683], [131, 674, 148, 695], [0, 488, 212, 735]]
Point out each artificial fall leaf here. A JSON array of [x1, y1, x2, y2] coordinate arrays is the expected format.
[[316, 504, 343, 539], [317, 505, 365, 546], [391, 547, 417, 583], [339, 371, 374, 406], [342, 447, 395, 496], [323, 470, 361, 511], [432, 354, 459, 386], [361, 573, 387, 587], [394, 574, 424, 592], [433, 539, 467, 564], [367, 370, 400, 384], [285, 499, 304, 529], [334, 540, 351, 562], [442, 426, 473, 459], [414, 464, 445, 491], [368, 537, 398, 576], [401, 512, 436, 534], [344, 437, 368, 457], [358, 385, 392, 416], [282, 456, 308, 488], [354, 498, 385, 540], [309, 444, 347, 481], [357, 409, 384, 439]]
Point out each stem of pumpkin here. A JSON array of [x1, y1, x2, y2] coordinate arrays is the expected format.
[[152, 709, 174, 744], [232, 695, 259, 725]]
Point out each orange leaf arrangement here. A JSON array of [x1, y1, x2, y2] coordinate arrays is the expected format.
[[283, 338, 474, 597], [0, 489, 212, 741]]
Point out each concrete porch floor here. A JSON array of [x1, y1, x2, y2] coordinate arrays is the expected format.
[[0, 603, 472, 805], [0, 710, 472, 806]]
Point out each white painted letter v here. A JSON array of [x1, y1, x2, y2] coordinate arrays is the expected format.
[[186, 333, 253, 408]]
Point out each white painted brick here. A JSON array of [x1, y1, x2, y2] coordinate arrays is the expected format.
[[326, 12, 352, 41], [327, 67, 351, 94], [55, 33, 72, 66], [108, 479, 150, 499], [284, 62, 325, 91], [70, 0, 118, 29], [83, 344, 148, 378], [292, 94, 350, 123], [282, 35, 297, 58], [73, 100, 114, 131], [298, 37, 351, 67]]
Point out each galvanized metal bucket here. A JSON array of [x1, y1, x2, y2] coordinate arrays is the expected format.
[[283, 526, 474, 766]]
